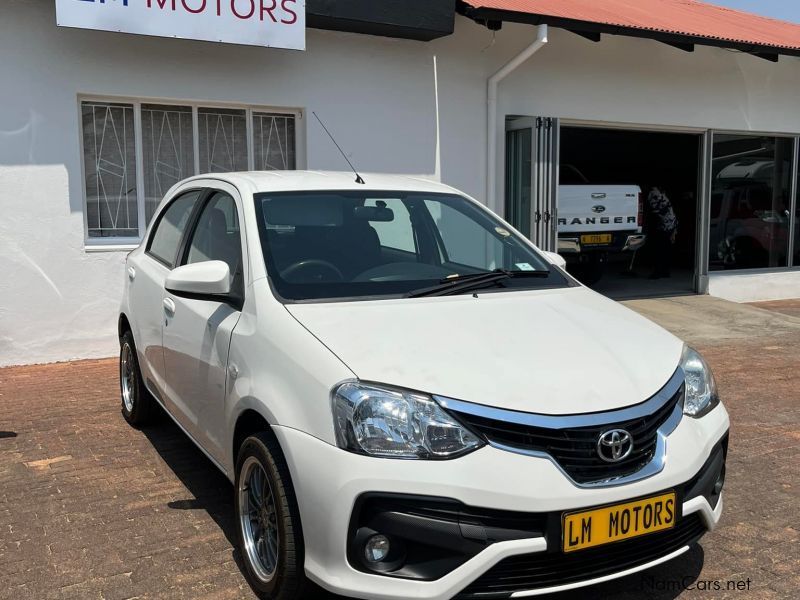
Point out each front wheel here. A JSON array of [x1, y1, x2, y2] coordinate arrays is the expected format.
[[235, 432, 310, 600]]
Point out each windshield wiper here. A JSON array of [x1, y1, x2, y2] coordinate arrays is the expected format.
[[405, 268, 550, 298]]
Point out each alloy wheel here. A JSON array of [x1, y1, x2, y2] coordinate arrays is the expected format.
[[120, 342, 136, 413], [238, 456, 280, 583]]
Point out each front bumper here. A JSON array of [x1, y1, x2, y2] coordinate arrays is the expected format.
[[558, 233, 646, 255], [273, 402, 729, 600]]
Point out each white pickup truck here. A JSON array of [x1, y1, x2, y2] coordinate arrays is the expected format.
[[557, 165, 646, 284]]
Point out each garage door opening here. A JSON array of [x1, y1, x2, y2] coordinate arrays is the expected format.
[[558, 126, 702, 299]]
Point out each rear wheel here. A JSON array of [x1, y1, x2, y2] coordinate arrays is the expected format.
[[119, 330, 154, 426], [235, 432, 310, 600]]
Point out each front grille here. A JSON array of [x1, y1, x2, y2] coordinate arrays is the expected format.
[[453, 386, 684, 484], [456, 513, 707, 599]]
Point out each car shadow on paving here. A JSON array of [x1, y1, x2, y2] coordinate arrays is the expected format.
[[140, 406, 350, 599], [141, 414, 236, 541]]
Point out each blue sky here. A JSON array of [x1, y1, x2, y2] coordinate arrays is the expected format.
[[709, 0, 800, 23]]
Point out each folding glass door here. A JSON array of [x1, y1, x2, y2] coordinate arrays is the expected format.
[[505, 117, 559, 252]]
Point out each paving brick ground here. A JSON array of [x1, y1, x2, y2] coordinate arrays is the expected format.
[[0, 299, 798, 600], [750, 299, 800, 320]]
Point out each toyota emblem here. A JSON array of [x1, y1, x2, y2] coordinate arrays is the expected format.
[[597, 429, 634, 463]]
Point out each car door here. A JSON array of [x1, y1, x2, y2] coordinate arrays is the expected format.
[[161, 186, 246, 465], [129, 189, 203, 398]]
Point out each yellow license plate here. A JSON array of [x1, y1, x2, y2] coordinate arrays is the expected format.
[[581, 234, 613, 245], [562, 492, 677, 553]]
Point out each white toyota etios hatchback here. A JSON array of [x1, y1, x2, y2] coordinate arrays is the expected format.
[[119, 171, 729, 600]]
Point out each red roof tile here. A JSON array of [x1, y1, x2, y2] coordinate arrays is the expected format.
[[461, 0, 800, 52]]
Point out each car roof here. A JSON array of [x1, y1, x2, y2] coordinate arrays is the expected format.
[[182, 170, 460, 195]]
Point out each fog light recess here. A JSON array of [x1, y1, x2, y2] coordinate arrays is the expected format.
[[364, 534, 391, 563]]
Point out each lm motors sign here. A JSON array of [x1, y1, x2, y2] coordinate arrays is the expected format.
[[56, 0, 305, 50]]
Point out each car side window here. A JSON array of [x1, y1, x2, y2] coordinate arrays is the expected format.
[[185, 192, 243, 290], [147, 191, 202, 267]]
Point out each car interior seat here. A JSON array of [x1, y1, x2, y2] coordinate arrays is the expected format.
[[189, 207, 242, 284]]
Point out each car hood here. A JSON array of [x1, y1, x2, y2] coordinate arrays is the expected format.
[[286, 287, 684, 415]]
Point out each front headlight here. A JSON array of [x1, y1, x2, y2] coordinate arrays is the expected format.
[[332, 382, 483, 459], [681, 346, 720, 418]]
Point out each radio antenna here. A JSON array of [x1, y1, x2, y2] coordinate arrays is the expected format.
[[312, 111, 365, 184]]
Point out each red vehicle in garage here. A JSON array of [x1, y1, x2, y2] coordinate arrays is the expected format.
[[710, 161, 791, 269]]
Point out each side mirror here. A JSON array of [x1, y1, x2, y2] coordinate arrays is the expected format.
[[542, 251, 567, 269], [166, 260, 231, 297]]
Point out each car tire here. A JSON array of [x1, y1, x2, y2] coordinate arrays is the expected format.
[[235, 432, 310, 600], [119, 330, 155, 427]]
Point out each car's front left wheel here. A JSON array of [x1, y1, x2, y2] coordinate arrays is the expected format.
[[235, 432, 310, 600]]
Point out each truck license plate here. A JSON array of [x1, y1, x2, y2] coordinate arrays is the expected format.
[[581, 234, 612, 245], [562, 492, 677, 553]]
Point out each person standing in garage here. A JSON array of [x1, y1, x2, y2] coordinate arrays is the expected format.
[[647, 186, 678, 279]]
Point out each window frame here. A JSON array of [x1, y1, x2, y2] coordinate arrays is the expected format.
[[79, 94, 303, 250], [177, 185, 248, 310], [145, 188, 207, 269], [179, 190, 243, 266], [79, 100, 140, 245], [705, 130, 800, 273]]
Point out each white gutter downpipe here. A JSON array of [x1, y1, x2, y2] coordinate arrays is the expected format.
[[487, 24, 548, 214]]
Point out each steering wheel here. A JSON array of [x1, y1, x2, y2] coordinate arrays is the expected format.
[[280, 259, 344, 283]]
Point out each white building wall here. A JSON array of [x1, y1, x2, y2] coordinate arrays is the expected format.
[[494, 25, 800, 132], [708, 271, 800, 303], [0, 0, 444, 367], [1, 3, 799, 366]]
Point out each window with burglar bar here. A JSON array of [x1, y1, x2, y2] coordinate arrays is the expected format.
[[81, 99, 299, 242]]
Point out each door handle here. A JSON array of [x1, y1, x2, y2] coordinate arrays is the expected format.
[[543, 211, 551, 224], [127, 266, 136, 281], [534, 210, 542, 223], [163, 297, 176, 314]]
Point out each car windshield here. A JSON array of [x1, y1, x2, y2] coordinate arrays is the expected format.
[[254, 191, 569, 301]]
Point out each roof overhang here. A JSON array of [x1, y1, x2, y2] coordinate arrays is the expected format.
[[457, 1, 800, 61], [307, 0, 454, 42]]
